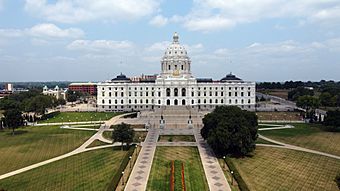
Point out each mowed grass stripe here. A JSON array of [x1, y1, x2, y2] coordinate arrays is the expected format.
[[0, 148, 126, 191], [147, 147, 209, 191], [231, 147, 340, 191], [261, 123, 340, 156], [0, 126, 93, 175]]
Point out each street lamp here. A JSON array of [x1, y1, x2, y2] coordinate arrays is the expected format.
[[121, 171, 125, 185], [223, 156, 226, 169], [135, 145, 138, 158], [129, 156, 132, 168], [231, 171, 234, 185]]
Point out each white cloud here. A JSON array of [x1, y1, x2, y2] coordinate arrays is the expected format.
[[145, 41, 170, 52], [25, 0, 160, 23], [177, 0, 340, 32], [67, 40, 134, 52], [0, 23, 84, 39], [29, 23, 84, 38], [149, 15, 168, 27]]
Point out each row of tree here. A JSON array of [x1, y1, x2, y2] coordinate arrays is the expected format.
[[0, 90, 66, 134], [257, 80, 340, 90]]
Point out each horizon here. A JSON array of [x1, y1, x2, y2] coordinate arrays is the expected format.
[[1, 1, 340, 82]]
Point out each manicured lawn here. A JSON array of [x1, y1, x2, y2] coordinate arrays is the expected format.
[[0, 148, 127, 191], [70, 125, 101, 129], [260, 123, 340, 156], [158, 135, 196, 142], [147, 147, 209, 191], [86, 140, 110, 148], [255, 137, 279, 145], [231, 147, 340, 191], [38, 112, 120, 123], [256, 112, 302, 121], [0, 126, 93, 175]]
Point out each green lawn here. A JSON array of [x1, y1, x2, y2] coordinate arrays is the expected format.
[[0, 126, 93, 175], [260, 123, 340, 156], [231, 147, 340, 191], [0, 148, 127, 191], [147, 147, 209, 191], [158, 135, 196, 142], [38, 112, 120, 123]]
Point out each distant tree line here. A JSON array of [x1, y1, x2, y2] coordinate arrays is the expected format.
[[0, 90, 66, 134], [0, 82, 71, 90], [257, 80, 340, 90]]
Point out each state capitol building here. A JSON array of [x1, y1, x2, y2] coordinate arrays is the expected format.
[[97, 33, 256, 111]]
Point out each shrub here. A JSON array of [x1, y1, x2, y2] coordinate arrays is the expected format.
[[335, 173, 340, 189], [40, 111, 60, 120]]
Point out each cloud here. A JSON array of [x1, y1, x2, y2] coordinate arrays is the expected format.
[[149, 15, 168, 27], [25, 0, 160, 23], [0, 23, 84, 39], [177, 0, 340, 32], [29, 23, 84, 38], [67, 40, 134, 52]]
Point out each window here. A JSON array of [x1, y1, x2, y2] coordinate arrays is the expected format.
[[158, 100, 161, 104], [248, 92, 251, 96], [140, 99, 143, 104], [134, 92, 137, 96], [221, 99, 224, 104], [198, 99, 201, 104], [146, 99, 149, 104], [191, 100, 194, 104], [166, 88, 170, 97], [229, 92, 231, 97], [115, 100, 117, 104], [191, 92, 194, 96], [102, 100, 105, 104], [109, 87, 111, 90], [102, 92, 105, 97], [135, 100, 137, 104], [181, 65, 184, 70], [198, 92, 201, 96], [158, 92, 161, 97], [235, 92, 238, 97], [204, 99, 206, 104], [204, 92, 206, 96], [168, 65, 171, 70], [129, 92, 131, 96], [115, 92, 118, 97], [109, 100, 111, 104], [241, 92, 244, 97], [121, 92, 124, 97], [181, 88, 186, 97], [215, 99, 218, 104], [210, 99, 212, 104], [121, 100, 124, 104], [129, 99, 131, 104], [140, 92, 143, 96], [152, 92, 154, 96], [215, 92, 218, 96], [221, 92, 224, 96], [248, 99, 251, 104], [235, 99, 238, 104], [146, 92, 149, 96], [174, 88, 178, 97]]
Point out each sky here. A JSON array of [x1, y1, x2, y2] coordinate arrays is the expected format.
[[0, 0, 340, 82]]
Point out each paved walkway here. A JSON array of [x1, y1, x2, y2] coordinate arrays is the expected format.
[[258, 125, 294, 131], [156, 141, 197, 146], [194, 128, 232, 191], [124, 128, 159, 191], [0, 114, 129, 180], [33, 121, 105, 126]]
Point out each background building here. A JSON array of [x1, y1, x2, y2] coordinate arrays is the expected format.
[[42, 86, 67, 100], [97, 33, 256, 112], [68, 82, 97, 96]]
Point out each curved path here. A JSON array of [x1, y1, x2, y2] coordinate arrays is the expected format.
[[0, 113, 131, 180], [257, 134, 340, 160]]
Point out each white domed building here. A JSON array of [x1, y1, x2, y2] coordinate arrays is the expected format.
[[97, 33, 256, 111]]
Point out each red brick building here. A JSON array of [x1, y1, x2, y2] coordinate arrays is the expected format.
[[68, 82, 97, 95]]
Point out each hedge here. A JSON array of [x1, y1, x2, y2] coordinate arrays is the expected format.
[[40, 111, 60, 120], [106, 145, 136, 191], [224, 157, 250, 191]]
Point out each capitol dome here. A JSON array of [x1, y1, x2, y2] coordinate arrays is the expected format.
[[164, 32, 188, 57], [161, 32, 192, 77]]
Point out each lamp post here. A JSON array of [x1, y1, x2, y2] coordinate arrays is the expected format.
[[121, 171, 125, 185], [129, 156, 132, 168], [135, 145, 138, 158], [231, 171, 234, 185], [223, 156, 226, 169]]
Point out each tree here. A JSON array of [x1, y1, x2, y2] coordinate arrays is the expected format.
[[56, 98, 66, 106], [296, 96, 320, 110], [66, 91, 83, 103], [111, 123, 135, 150], [319, 92, 336, 107], [201, 106, 258, 156], [323, 110, 340, 132], [288, 87, 314, 101], [3, 109, 23, 135]]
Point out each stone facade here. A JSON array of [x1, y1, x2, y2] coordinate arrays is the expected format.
[[97, 33, 256, 112]]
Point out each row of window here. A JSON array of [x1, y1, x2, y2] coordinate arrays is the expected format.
[[101, 86, 253, 91], [102, 90, 252, 97], [101, 98, 252, 105]]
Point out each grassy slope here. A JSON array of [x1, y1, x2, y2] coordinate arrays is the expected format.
[[147, 147, 209, 191], [0, 126, 93, 175], [38, 112, 120, 123], [260, 123, 340, 156], [231, 147, 340, 191], [0, 148, 126, 191], [103, 131, 147, 142], [158, 135, 196, 142], [256, 112, 302, 121]]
